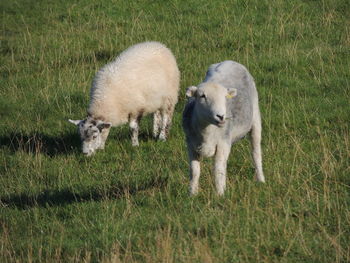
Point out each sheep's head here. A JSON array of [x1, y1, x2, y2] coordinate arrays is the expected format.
[[186, 82, 237, 127], [69, 117, 111, 156]]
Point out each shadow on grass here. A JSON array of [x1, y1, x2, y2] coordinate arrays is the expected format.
[[0, 176, 168, 210], [0, 128, 156, 156], [0, 132, 81, 156]]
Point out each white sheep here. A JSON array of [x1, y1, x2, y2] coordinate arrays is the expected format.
[[183, 60, 265, 195], [69, 41, 180, 155]]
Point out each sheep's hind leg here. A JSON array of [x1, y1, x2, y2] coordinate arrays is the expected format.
[[250, 114, 265, 182], [159, 104, 174, 141], [158, 111, 169, 141], [129, 117, 140, 146], [153, 110, 161, 139], [165, 105, 175, 138]]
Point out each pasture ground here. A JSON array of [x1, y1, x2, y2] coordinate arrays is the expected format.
[[0, 0, 349, 262]]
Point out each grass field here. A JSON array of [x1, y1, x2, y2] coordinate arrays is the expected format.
[[1, 0, 349, 262]]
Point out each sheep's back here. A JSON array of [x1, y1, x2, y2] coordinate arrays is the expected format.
[[88, 42, 180, 125]]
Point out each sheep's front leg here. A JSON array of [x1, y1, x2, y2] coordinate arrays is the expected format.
[[214, 144, 231, 196], [129, 118, 140, 146], [189, 150, 201, 195], [98, 126, 111, 150]]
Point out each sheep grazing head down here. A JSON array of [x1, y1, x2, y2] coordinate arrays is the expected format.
[[68, 117, 111, 156], [186, 83, 237, 127]]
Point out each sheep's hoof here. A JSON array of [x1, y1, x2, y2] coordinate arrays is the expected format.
[[216, 190, 225, 196], [189, 187, 199, 196], [158, 134, 167, 141], [256, 175, 265, 183]]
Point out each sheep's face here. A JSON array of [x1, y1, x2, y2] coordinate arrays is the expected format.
[[69, 118, 111, 156], [186, 83, 237, 127]]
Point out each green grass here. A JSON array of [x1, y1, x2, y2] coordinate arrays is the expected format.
[[1, 0, 349, 262]]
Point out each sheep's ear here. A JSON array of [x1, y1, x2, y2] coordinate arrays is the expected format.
[[186, 86, 198, 98], [226, 88, 237, 99], [69, 119, 82, 126], [97, 122, 112, 131]]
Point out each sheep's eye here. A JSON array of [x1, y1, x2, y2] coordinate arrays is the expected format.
[[92, 135, 97, 140]]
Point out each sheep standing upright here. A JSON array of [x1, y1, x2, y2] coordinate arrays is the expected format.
[[69, 41, 180, 156], [183, 60, 265, 195]]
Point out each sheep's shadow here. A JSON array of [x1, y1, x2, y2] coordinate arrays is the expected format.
[[0, 132, 80, 157], [0, 176, 168, 210], [0, 126, 156, 157]]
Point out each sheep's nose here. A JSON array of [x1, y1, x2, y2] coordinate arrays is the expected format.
[[216, 114, 224, 121]]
